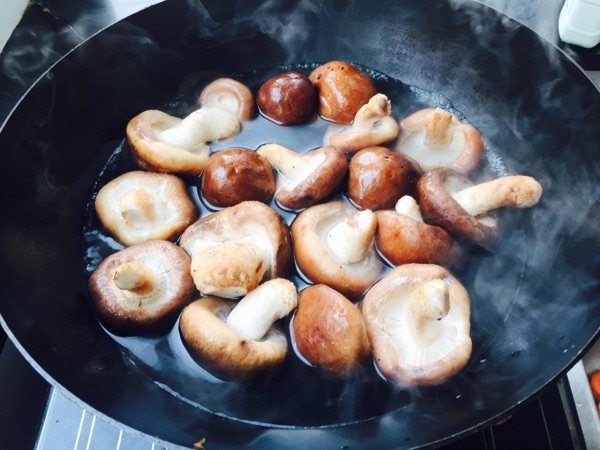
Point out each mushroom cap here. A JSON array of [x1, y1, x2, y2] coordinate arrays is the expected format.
[[179, 201, 292, 280], [198, 78, 256, 121], [257, 71, 317, 125], [127, 110, 209, 176], [362, 264, 472, 385], [291, 201, 383, 298], [293, 284, 371, 375], [276, 146, 348, 210], [416, 169, 498, 247], [201, 148, 275, 207], [376, 210, 462, 268], [309, 61, 377, 124], [179, 297, 288, 379], [328, 93, 400, 152], [94, 171, 196, 246], [88, 240, 195, 335], [348, 146, 415, 211], [396, 108, 483, 174]]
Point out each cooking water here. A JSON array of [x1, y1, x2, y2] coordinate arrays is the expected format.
[[83, 63, 517, 427]]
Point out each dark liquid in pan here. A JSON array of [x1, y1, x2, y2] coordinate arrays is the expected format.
[[83, 64, 519, 427]]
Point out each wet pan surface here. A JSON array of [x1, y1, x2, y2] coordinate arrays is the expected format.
[[1, 0, 600, 448]]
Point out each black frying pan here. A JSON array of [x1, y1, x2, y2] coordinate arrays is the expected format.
[[1, 0, 600, 448]]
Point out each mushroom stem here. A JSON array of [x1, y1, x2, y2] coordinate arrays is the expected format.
[[226, 279, 297, 341], [157, 107, 240, 150], [407, 279, 450, 346], [113, 262, 154, 294], [326, 210, 377, 264], [257, 144, 313, 184], [394, 195, 424, 222], [120, 189, 155, 228], [354, 93, 392, 126], [424, 108, 453, 148], [451, 175, 543, 217]]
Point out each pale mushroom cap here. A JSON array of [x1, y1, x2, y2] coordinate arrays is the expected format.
[[328, 93, 400, 152], [396, 108, 483, 174], [95, 171, 196, 246], [292, 201, 383, 298], [88, 240, 195, 335], [362, 264, 472, 385], [179, 201, 292, 296], [198, 78, 256, 121], [179, 297, 288, 380]]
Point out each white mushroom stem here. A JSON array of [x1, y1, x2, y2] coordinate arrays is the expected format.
[[353, 93, 392, 127], [226, 279, 297, 341], [120, 189, 155, 228], [407, 279, 450, 346], [326, 210, 377, 265], [451, 175, 543, 217], [424, 108, 453, 148], [394, 196, 424, 222], [257, 144, 314, 184], [113, 262, 155, 294], [157, 106, 240, 150]]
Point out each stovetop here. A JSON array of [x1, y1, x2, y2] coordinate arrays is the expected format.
[[0, 1, 599, 449]]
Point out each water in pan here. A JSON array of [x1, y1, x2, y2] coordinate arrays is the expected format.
[[82, 63, 525, 427]]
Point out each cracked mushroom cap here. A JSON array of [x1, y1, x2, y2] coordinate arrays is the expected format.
[[362, 264, 472, 385], [179, 201, 292, 298], [395, 108, 483, 174], [328, 94, 400, 153], [88, 240, 195, 335], [417, 169, 542, 247], [257, 144, 347, 210], [127, 106, 240, 176], [291, 201, 383, 298], [293, 284, 371, 375], [179, 279, 297, 379], [376, 196, 462, 268], [198, 78, 256, 121], [95, 171, 196, 246]]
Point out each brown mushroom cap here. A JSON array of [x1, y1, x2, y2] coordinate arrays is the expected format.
[[395, 108, 483, 174], [328, 94, 400, 152], [94, 171, 196, 246], [257, 144, 348, 210], [198, 78, 256, 121], [257, 71, 317, 125], [179, 201, 292, 297], [293, 284, 371, 375], [179, 297, 288, 379], [291, 201, 383, 298], [88, 240, 195, 335], [348, 146, 415, 211], [417, 169, 499, 247], [362, 264, 472, 385], [201, 148, 275, 207], [376, 197, 462, 268], [127, 107, 240, 176], [309, 61, 377, 124]]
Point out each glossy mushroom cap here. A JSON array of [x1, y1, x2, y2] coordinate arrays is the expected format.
[[395, 108, 483, 174], [362, 264, 472, 385], [179, 279, 297, 379], [127, 106, 240, 176], [257, 71, 316, 125], [94, 171, 196, 246], [198, 78, 255, 121], [179, 201, 292, 298], [88, 240, 195, 335], [291, 201, 383, 298], [293, 284, 371, 375], [376, 196, 462, 267], [348, 146, 414, 211], [309, 61, 377, 124], [328, 94, 400, 152], [256, 144, 347, 210], [201, 148, 275, 207], [417, 169, 542, 247]]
